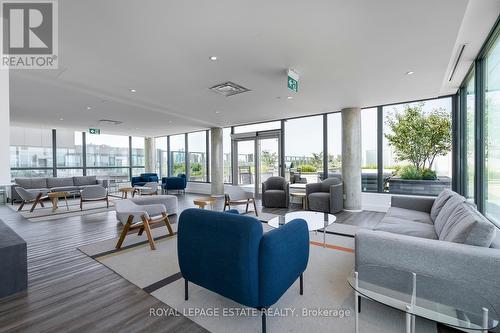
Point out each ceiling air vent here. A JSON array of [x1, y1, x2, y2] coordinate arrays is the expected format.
[[209, 81, 251, 97], [99, 119, 123, 126]]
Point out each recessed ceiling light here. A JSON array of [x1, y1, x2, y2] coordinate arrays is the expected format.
[[168, 120, 172, 123], [406, 71, 415, 75], [215, 111, 221, 114], [59, 117, 64, 121], [287, 96, 293, 100], [209, 56, 218, 61], [129, 88, 137, 93], [86, 106, 92, 110]]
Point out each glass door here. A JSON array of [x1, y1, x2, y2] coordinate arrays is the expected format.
[[233, 130, 281, 197], [257, 137, 280, 193]]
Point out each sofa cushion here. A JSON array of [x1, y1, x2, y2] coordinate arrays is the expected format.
[[385, 207, 433, 225], [73, 176, 97, 186], [434, 194, 466, 236], [15, 178, 33, 189], [16, 178, 48, 189], [374, 217, 438, 239], [440, 203, 497, 247], [47, 177, 74, 188], [430, 189, 456, 222]]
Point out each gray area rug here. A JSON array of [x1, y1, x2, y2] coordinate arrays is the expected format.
[[79, 222, 437, 333]]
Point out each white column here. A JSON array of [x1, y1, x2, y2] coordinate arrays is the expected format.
[[0, 69, 10, 185], [210, 128, 224, 196], [144, 137, 154, 173], [342, 107, 362, 211]]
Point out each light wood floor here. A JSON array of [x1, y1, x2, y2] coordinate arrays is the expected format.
[[0, 193, 384, 333]]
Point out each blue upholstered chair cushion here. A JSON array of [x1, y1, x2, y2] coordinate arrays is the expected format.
[[178, 209, 263, 307]]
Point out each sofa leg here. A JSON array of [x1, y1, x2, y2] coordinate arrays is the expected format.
[[184, 279, 189, 301], [300, 273, 303, 295], [358, 295, 361, 313]]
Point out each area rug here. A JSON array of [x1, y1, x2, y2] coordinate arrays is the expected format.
[[8, 196, 120, 221], [79, 223, 437, 333]]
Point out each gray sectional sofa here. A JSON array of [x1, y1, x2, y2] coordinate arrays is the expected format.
[[12, 176, 109, 203], [355, 190, 500, 331]]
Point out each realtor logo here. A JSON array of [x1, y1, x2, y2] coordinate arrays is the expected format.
[[1, 0, 58, 69]]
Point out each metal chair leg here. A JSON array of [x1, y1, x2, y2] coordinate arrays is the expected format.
[[300, 273, 304, 295], [261, 308, 266, 333], [184, 279, 189, 301]]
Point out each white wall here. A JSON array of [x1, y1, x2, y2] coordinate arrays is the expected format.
[[0, 70, 10, 184]]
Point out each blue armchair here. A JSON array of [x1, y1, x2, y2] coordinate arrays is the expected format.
[[178, 209, 309, 332], [131, 173, 158, 187], [161, 173, 186, 194]]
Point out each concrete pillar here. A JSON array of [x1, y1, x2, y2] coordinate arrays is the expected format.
[[210, 127, 224, 196], [144, 137, 154, 173], [341, 107, 362, 211], [0, 69, 10, 185]]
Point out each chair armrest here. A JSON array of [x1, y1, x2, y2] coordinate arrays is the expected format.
[[355, 230, 500, 315], [285, 182, 290, 206], [329, 183, 344, 213], [306, 182, 322, 196], [391, 195, 434, 213], [259, 219, 309, 307]]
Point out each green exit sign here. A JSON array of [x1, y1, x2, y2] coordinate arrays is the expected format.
[[89, 128, 101, 135], [287, 69, 299, 93]]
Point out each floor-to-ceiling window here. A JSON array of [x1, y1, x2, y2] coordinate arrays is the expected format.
[[56, 129, 83, 177], [327, 113, 342, 178], [187, 131, 207, 182], [383, 98, 453, 195], [223, 127, 232, 184], [464, 73, 476, 199], [361, 108, 379, 192], [285, 115, 323, 184], [169, 134, 186, 176], [131, 137, 145, 176], [10, 126, 53, 178], [86, 133, 130, 181], [155, 136, 168, 179], [484, 33, 500, 223]]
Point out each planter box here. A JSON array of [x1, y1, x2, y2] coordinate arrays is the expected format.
[[387, 177, 451, 196]]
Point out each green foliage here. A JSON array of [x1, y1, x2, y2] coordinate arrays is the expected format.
[[261, 150, 278, 172], [397, 165, 438, 180], [362, 163, 378, 170], [298, 164, 317, 173], [421, 168, 437, 180], [310, 152, 323, 170], [328, 154, 342, 170], [398, 165, 422, 180], [385, 103, 451, 171]]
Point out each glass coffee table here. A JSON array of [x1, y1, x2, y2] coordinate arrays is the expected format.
[[348, 265, 499, 333], [267, 211, 336, 246]]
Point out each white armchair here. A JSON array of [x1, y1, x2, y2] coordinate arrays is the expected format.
[[80, 185, 108, 210], [15, 187, 47, 212]]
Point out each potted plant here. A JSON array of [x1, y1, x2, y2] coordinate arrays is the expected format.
[[384, 103, 452, 195]]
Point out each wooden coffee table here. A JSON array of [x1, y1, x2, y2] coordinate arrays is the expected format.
[[48, 191, 69, 213], [193, 197, 217, 210], [118, 187, 136, 199]]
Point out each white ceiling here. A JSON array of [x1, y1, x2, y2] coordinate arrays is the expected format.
[[9, 0, 500, 137]]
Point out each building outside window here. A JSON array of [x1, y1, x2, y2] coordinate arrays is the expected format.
[[56, 129, 83, 178], [155, 136, 168, 179], [188, 131, 207, 182], [131, 137, 145, 167], [383, 98, 453, 195], [223, 127, 232, 184], [484, 33, 500, 224], [169, 134, 186, 176], [10, 126, 53, 179], [361, 108, 379, 192], [284, 115, 323, 184], [86, 133, 130, 181]]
